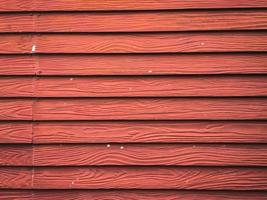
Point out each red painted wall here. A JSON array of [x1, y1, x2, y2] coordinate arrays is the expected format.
[[0, 1, 267, 199]]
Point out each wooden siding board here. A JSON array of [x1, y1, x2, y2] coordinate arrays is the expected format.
[[36, 32, 267, 53], [0, 167, 32, 189], [0, 99, 33, 120], [1, 32, 267, 54], [0, 145, 32, 166], [33, 144, 267, 166], [38, 53, 267, 75], [0, 77, 34, 97], [34, 98, 267, 120], [2, 53, 267, 76], [29, 190, 267, 200], [0, 122, 32, 143], [0, 55, 35, 75], [1, 10, 267, 32], [0, 190, 32, 200], [33, 121, 267, 143], [35, 76, 267, 97], [1, 0, 267, 11], [33, 167, 267, 190]]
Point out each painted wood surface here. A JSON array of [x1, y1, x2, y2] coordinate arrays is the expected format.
[[2, 190, 266, 200], [1, 53, 267, 75], [0, 0, 267, 197], [1, 10, 267, 32], [33, 144, 267, 166], [33, 121, 267, 143], [34, 98, 267, 120], [0, 122, 32, 143], [1, 32, 267, 54], [1, 0, 267, 11], [32, 167, 267, 190]]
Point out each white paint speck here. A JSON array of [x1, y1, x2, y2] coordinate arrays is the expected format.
[[200, 42, 205, 46], [148, 70, 152, 73], [31, 45, 36, 52], [107, 144, 111, 148], [120, 146, 124, 149], [70, 78, 73, 81]]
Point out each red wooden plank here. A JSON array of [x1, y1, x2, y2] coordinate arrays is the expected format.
[[0, 55, 35, 75], [0, 167, 32, 189], [1, 0, 267, 11], [0, 122, 32, 143], [2, 10, 267, 32], [33, 167, 267, 190], [0, 100, 33, 120], [2, 53, 267, 76], [38, 53, 267, 75], [35, 76, 267, 97], [33, 144, 267, 166], [0, 35, 33, 54], [0, 77, 33, 97], [2, 32, 267, 54], [30, 190, 267, 200], [35, 32, 267, 53], [33, 121, 267, 143], [34, 98, 267, 120], [0, 190, 32, 200], [0, 145, 32, 166]]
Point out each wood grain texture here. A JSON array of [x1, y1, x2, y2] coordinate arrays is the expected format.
[[33, 167, 267, 190], [1, 190, 267, 200], [33, 144, 267, 166], [2, 32, 267, 54], [34, 98, 267, 120], [0, 77, 33, 97], [1, 0, 267, 11], [37, 53, 267, 75], [0, 35, 33, 54], [0, 122, 32, 143], [33, 121, 267, 143], [35, 32, 267, 53], [0, 145, 32, 166], [0, 167, 32, 189], [0, 190, 32, 200], [0, 55, 35, 75], [35, 75, 267, 97], [2, 53, 267, 76], [30, 190, 267, 200], [0, 100, 33, 120], [2, 10, 267, 32]]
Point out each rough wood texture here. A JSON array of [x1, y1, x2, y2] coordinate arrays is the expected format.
[[34, 32, 267, 53], [36, 53, 267, 75], [0, 77, 33, 97], [2, 53, 267, 75], [0, 122, 32, 143], [1, 190, 267, 200], [0, 190, 32, 200], [0, 55, 35, 75], [27, 190, 267, 200], [3, 75, 267, 97], [0, 100, 33, 120], [0, 35, 33, 54], [1, 0, 267, 11], [2, 10, 267, 32], [33, 167, 267, 190], [0, 167, 32, 189], [33, 121, 267, 143], [34, 98, 267, 120], [33, 144, 267, 166], [0, 145, 32, 166], [35, 76, 267, 97], [2, 32, 267, 54]]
